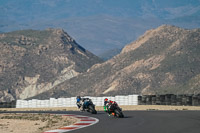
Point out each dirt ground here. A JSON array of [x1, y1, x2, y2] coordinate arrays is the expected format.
[[118, 105, 200, 111], [0, 105, 200, 133], [0, 113, 78, 133]]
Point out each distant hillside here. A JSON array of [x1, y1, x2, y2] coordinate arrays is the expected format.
[[98, 48, 122, 61], [31, 25, 200, 99], [0, 29, 102, 102]]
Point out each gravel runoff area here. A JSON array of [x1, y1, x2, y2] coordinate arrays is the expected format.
[[1, 105, 200, 133], [0, 113, 78, 133]]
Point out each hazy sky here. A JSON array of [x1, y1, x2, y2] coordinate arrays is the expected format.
[[1, 0, 200, 22], [1, 0, 200, 54]]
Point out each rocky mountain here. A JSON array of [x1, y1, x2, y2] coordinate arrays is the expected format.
[[31, 25, 200, 99], [99, 48, 122, 61], [0, 29, 102, 102]]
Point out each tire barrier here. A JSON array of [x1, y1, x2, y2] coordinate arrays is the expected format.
[[4, 94, 199, 108], [16, 94, 139, 108], [138, 94, 200, 106], [0, 101, 16, 108]]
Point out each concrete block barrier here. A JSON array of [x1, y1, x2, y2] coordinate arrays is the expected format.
[[15, 94, 139, 108]]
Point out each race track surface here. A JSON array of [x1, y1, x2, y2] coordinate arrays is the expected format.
[[1, 111, 200, 133]]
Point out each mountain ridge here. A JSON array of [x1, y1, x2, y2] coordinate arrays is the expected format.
[[30, 25, 200, 99], [0, 28, 102, 102]]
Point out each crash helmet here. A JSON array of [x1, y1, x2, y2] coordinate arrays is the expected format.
[[76, 96, 81, 102], [76, 96, 81, 99], [104, 98, 108, 101]]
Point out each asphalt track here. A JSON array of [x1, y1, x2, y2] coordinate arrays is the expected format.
[[1, 111, 200, 133]]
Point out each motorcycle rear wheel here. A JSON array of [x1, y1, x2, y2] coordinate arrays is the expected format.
[[114, 109, 124, 118], [89, 105, 97, 114]]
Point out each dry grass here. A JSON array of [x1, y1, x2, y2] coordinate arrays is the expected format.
[[119, 105, 200, 111]]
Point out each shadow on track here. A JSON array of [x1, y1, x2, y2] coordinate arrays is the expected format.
[[123, 116, 133, 118]]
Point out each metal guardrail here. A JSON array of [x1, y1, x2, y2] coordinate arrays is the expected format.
[[0, 101, 16, 108], [138, 94, 200, 106]]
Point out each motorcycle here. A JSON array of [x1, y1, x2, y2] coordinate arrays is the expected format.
[[107, 102, 124, 118], [83, 99, 97, 114]]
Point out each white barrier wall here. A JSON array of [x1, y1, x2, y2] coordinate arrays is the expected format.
[[16, 94, 138, 108]]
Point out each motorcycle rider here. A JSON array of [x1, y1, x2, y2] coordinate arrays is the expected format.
[[104, 98, 114, 116], [104, 98, 109, 112], [104, 98, 109, 106], [76, 96, 83, 111], [104, 98, 121, 116], [76, 96, 90, 111]]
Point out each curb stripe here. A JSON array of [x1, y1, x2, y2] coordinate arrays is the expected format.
[[43, 114, 99, 133], [63, 115, 76, 116], [75, 116, 90, 118], [59, 127, 78, 130], [43, 132, 58, 133], [80, 119, 96, 121], [74, 123, 91, 125]]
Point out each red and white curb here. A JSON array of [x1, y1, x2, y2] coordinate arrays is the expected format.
[[43, 114, 99, 133]]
